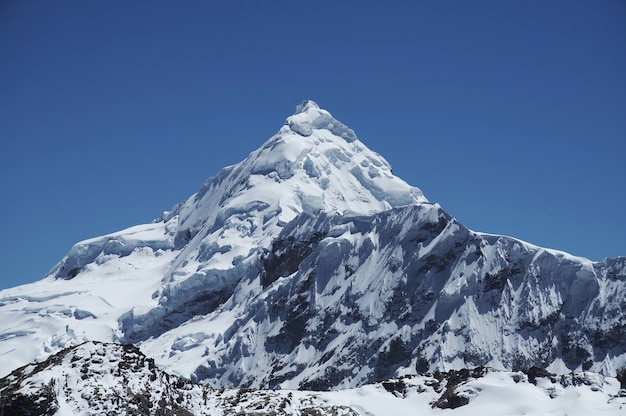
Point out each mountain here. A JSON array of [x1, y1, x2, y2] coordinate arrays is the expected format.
[[0, 101, 625, 396]]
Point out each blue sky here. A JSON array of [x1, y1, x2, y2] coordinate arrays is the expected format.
[[1, 1, 625, 290]]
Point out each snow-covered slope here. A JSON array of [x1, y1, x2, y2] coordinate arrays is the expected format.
[[0, 101, 625, 395], [1, 341, 624, 415]]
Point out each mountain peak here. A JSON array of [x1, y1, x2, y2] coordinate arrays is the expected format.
[[147, 102, 426, 252], [285, 100, 357, 142], [294, 99, 320, 114], [241, 102, 427, 219]]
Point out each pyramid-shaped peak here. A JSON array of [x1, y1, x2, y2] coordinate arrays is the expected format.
[[166, 101, 428, 238]]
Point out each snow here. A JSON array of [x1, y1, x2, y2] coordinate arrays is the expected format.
[[318, 372, 625, 416], [4, 342, 624, 415], [0, 244, 176, 377]]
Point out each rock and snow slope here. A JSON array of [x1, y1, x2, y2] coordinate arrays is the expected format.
[[0, 101, 625, 396], [1, 341, 624, 415], [0, 341, 358, 415]]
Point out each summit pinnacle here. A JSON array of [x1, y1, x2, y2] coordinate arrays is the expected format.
[[294, 99, 320, 114]]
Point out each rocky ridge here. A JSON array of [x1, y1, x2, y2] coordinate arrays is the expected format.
[[2, 341, 624, 415]]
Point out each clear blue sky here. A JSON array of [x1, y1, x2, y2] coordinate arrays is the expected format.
[[1, 1, 625, 290]]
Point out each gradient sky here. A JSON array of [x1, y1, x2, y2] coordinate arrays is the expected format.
[[1, 1, 625, 290]]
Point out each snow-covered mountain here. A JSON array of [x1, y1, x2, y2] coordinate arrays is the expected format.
[[1, 101, 625, 398]]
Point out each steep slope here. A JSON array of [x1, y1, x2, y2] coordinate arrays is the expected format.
[[139, 204, 626, 389], [0, 101, 625, 393]]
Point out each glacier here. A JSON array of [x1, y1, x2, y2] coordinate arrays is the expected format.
[[0, 100, 625, 396]]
